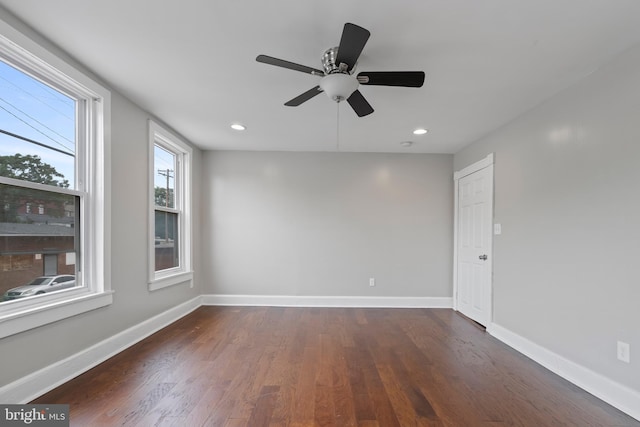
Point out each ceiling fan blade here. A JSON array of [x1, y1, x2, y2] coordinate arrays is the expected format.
[[347, 90, 374, 117], [335, 23, 370, 72], [256, 55, 324, 76], [284, 86, 323, 106], [357, 71, 425, 87]]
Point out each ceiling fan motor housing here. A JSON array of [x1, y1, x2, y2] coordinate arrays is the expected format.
[[322, 47, 347, 74]]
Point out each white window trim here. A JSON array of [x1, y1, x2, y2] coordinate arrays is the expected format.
[[0, 19, 112, 339], [148, 120, 193, 291]]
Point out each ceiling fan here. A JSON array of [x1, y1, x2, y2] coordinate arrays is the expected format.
[[256, 23, 425, 117]]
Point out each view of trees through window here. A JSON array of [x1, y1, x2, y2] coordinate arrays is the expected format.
[[0, 58, 79, 303]]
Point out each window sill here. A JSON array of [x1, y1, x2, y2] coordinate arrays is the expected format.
[[0, 291, 114, 339], [149, 271, 193, 292]]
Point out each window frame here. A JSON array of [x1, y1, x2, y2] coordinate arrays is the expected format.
[[0, 19, 112, 339], [148, 120, 192, 291]]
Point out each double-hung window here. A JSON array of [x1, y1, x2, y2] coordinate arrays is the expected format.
[[148, 121, 192, 290], [0, 22, 111, 338]]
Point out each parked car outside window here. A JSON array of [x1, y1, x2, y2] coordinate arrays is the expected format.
[[2, 275, 76, 301]]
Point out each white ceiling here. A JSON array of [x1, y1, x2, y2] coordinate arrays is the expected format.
[[2, 1, 640, 154]]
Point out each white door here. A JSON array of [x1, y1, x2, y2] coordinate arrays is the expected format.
[[455, 163, 493, 326]]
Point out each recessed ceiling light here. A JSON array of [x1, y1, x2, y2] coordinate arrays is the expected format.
[[231, 123, 246, 131], [400, 141, 413, 148], [413, 128, 428, 135]]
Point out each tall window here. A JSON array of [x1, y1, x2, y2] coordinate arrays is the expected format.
[[148, 121, 192, 290], [0, 24, 111, 338]]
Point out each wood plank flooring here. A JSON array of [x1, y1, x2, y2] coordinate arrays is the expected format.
[[33, 306, 639, 426]]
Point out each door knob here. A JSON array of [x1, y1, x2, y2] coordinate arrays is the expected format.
[[479, 254, 488, 260]]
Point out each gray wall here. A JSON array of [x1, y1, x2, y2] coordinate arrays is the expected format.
[[0, 11, 202, 387], [201, 151, 453, 298], [455, 46, 640, 392]]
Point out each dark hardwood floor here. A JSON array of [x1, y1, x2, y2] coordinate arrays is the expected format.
[[33, 306, 639, 426]]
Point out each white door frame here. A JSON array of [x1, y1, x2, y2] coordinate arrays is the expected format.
[[453, 153, 494, 323]]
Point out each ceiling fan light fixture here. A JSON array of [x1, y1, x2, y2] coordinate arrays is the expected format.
[[319, 73, 359, 102]]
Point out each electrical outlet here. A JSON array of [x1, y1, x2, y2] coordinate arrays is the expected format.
[[617, 341, 630, 363], [369, 278, 375, 287]]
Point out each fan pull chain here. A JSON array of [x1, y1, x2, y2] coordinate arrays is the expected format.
[[336, 101, 341, 151]]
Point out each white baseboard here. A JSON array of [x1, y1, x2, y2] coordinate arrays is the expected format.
[[0, 296, 202, 404], [202, 294, 452, 308], [488, 323, 640, 422]]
